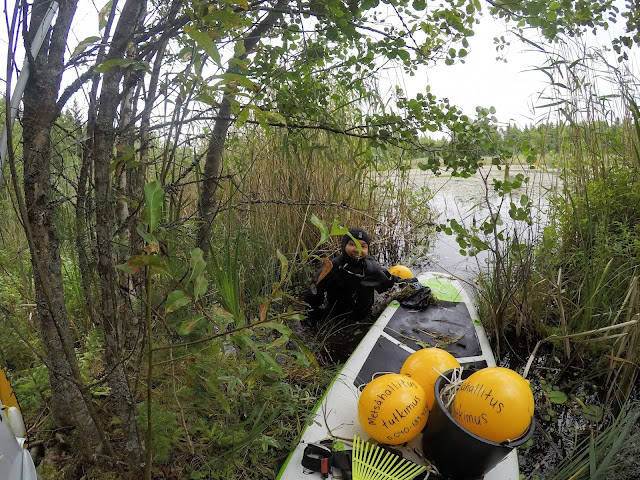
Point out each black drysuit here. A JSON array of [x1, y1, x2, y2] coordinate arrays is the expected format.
[[304, 253, 396, 326]]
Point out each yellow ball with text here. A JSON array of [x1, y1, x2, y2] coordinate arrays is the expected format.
[[452, 367, 534, 443], [400, 348, 460, 411], [358, 373, 429, 445]]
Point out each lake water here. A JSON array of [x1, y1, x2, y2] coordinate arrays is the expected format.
[[405, 166, 560, 287]]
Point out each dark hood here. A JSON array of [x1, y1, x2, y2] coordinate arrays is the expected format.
[[340, 228, 371, 266]]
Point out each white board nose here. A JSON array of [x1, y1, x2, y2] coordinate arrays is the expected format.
[[7, 407, 26, 439]]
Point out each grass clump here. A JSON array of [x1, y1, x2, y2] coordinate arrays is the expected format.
[[145, 348, 333, 479]]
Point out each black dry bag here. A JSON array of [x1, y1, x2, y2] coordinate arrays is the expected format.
[[399, 285, 432, 310]]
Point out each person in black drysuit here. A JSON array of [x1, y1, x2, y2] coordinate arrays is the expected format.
[[302, 228, 400, 363]]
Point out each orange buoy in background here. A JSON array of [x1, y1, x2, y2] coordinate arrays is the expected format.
[[452, 367, 534, 443], [357, 373, 429, 445], [400, 348, 460, 411]]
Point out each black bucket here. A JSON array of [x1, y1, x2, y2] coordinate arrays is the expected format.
[[421, 369, 535, 480]]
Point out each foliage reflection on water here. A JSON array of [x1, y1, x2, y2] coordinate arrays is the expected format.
[[407, 166, 559, 284]]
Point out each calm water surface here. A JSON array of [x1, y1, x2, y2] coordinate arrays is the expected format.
[[407, 166, 560, 287]]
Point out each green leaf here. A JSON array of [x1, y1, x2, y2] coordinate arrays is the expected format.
[[115, 260, 142, 275], [193, 275, 208, 301], [524, 1, 545, 15], [260, 321, 292, 336], [185, 25, 222, 66], [234, 39, 246, 56], [408, 99, 421, 114], [236, 107, 250, 128], [71, 36, 101, 57], [549, 1, 561, 10], [109, 144, 136, 173], [311, 214, 330, 245], [196, 93, 218, 107], [329, 219, 348, 237], [207, 8, 244, 26], [189, 248, 207, 282], [99, 1, 113, 29], [264, 110, 287, 125], [115, 255, 166, 275], [581, 404, 603, 422], [413, 0, 426, 10], [166, 290, 191, 313], [276, 249, 288, 281], [178, 315, 206, 335], [548, 390, 568, 404], [252, 108, 269, 131], [144, 180, 164, 234], [213, 73, 257, 91], [136, 224, 156, 245]]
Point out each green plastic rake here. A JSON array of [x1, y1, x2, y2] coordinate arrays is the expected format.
[[352, 435, 426, 480]]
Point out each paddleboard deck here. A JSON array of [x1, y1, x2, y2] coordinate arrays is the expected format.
[[277, 272, 520, 480], [0, 367, 38, 480]]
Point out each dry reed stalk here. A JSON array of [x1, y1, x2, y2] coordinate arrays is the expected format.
[[555, 268, 571, 358], [522, 319, 639, 379], [605, 273, 640, 405]]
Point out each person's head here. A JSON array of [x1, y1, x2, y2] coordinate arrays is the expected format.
[[341, 228, 370, 261]]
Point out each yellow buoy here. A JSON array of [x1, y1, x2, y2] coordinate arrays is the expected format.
[[388, 265, 414, 279], [0, 367, 19, 411], [358, 373, 429, 445], [452, 367, 534, 443], [400, 348, 460, 411]]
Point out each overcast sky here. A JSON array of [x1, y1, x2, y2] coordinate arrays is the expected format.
[[381, 11, 640, 130]]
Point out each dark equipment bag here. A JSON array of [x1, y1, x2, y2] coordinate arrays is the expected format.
[[399, 285, 432, 310]]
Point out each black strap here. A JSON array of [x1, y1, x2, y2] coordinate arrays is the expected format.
[[302, 443, 333, 476], [332, 450, 353, 480]]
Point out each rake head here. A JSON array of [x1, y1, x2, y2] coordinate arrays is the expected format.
[[352, 435, 426, 480]]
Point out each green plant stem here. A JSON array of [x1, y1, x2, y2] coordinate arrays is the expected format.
[[145, 267, 153, 480], [152, 303, 196, 454], [151, 313, 296, 352]]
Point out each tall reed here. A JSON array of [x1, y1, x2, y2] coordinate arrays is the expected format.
[[542, 402, 640, 480], [527, 39, 640, 400], [208, 121, 434, 310], [472, 37, 640, 402]]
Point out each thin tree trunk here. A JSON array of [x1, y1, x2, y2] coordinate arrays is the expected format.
[[21, 0, 103, 457], [116, 59, 136, 351], [75, 0, 120, 331], [92, 0, 148, 475], [196, 0, 288, 251], [76, 137, 97, 328]]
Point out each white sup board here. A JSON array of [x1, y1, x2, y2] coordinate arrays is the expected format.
[[277, 272, 520, 480], [0, 368, 38, 480]]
